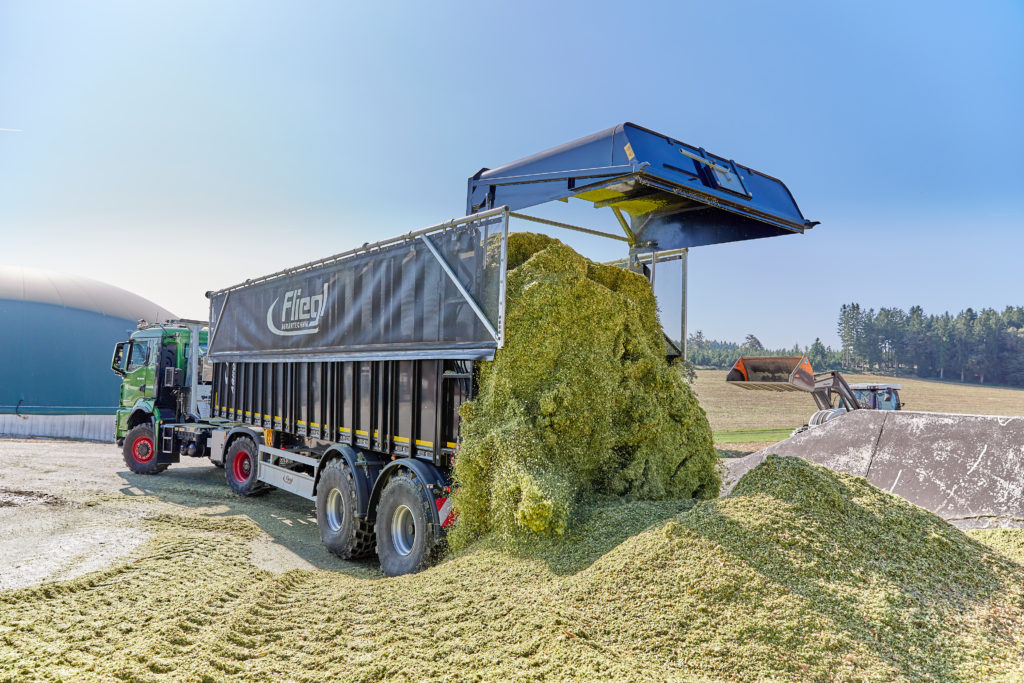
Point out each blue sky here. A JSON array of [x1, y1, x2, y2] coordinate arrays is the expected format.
[[1, 1, 1021, 347]]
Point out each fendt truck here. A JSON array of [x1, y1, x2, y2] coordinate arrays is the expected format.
[[110, 123, 816, 575]]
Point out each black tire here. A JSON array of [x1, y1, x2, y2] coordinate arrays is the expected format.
[[123, 424, 169, 475], [316, 458, 375, 559], [225, 437, 268, 496], [375, 471, 437, 577]]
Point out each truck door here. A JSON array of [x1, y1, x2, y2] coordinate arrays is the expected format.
[[123, 340, 152, 404]]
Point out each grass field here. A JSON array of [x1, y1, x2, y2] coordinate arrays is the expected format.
[[695, 368, 1024, 440]]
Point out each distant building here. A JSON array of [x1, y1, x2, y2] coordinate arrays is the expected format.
[[0, 266, 176, 441]]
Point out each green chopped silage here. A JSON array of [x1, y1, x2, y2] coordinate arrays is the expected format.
[[969, 527, 1024, 565], [450, 233, 719, 548], [4, 455, 1024, 681], [561, 455, 1024, 681]]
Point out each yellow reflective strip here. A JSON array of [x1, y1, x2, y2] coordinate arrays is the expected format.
[[393, 436, 409, 444], [355, 429, 368, 436], [339, 427, 351, 433], [415, 440, 433, 447], [446, 442, 457, 448]]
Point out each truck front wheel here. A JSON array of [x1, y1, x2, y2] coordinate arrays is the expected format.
[[375, 471, 437, 576], [316, 459, 375, 559], [123, 424, 168, 475], [225, 437, 267, 496]]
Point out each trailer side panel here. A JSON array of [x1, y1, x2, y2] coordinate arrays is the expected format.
[[212, 359, 470, 464]]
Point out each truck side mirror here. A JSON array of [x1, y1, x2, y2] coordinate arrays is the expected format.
[[111, 342, 127, 378]]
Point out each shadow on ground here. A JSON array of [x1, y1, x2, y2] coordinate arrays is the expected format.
[[121, 464, 700, 578], [117, 464, 380, 577]]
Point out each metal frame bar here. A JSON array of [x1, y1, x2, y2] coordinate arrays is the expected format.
[[604, 247, 689, 268], [508, 212, 629, 242], [610, 207, 637, 245], [474, 163, 640, 187], [207, 292, 230, 350], [259, 443, 320, 468], [209, 205, 512, 297], [496, 212, 509, 345], [418, 234, 502, 346], [681, 249, 687, 359], [207, 347, 498, 363], [257, 444, 316, 500], [676, 147, 730, 174], [186, 323, 202, 420], [604, 246, 689, 358]]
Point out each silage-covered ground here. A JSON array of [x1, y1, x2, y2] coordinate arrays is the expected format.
[[2, 442, 1024, 682]]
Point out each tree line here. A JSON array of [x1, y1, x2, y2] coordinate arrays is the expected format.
[[687, 304, 1024, 386]]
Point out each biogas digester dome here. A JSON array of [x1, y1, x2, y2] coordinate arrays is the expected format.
[[0, 266, 175, 440]]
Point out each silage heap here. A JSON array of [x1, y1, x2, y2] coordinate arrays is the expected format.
[[561, 455, 1024, 681], [4, 454, 1024, 681], [450, 233, 719, 547]]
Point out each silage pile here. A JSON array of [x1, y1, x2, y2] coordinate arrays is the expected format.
[[450, 233, 719, 548], [559, 455, 1024, 680], [4, 455, 1024, 681]]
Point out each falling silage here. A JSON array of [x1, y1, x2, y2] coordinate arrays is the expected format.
[[449, 234, 719, 549]]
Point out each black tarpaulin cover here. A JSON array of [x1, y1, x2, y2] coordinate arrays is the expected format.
[[207, 216, 506, 362]]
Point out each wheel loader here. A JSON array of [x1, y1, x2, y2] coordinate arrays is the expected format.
[[726, 356, 903, 431], [722, 355, 1024, 529]]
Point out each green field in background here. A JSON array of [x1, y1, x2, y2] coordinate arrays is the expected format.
[[713, 428, 794, 444]]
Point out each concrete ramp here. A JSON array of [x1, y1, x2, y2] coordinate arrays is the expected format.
[[722, 410, 1024, 529]]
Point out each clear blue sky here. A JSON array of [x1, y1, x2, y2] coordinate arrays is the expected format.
[[1, 1, 1021, 348]]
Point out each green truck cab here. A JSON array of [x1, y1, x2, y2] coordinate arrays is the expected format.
[[110, 321, 211, 474]]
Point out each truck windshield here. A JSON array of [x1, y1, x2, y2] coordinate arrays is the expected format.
[[127, 342, 150, 371]]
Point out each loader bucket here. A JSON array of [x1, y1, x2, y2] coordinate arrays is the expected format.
[[726, 356, 816, 393]]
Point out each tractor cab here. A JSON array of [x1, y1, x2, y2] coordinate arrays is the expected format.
[[849, 384, 902, 411]]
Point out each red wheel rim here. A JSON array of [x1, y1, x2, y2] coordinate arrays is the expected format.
[[132, 435, 154, 463], [232, 451, 252, 483]]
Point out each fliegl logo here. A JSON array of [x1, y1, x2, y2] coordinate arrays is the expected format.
[[266, 282, 329, 336]]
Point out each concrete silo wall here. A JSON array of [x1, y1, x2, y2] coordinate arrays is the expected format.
[[722, 409, 1024, 530]]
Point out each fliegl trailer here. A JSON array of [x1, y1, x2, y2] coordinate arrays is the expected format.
[[109, 123, 816, 576]]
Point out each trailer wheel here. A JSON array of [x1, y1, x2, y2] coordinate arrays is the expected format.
[[375, 471, 436, 577], [225, 437, 267, 496], [123, 424, 168, 475], [316, 459, 375, 559]]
